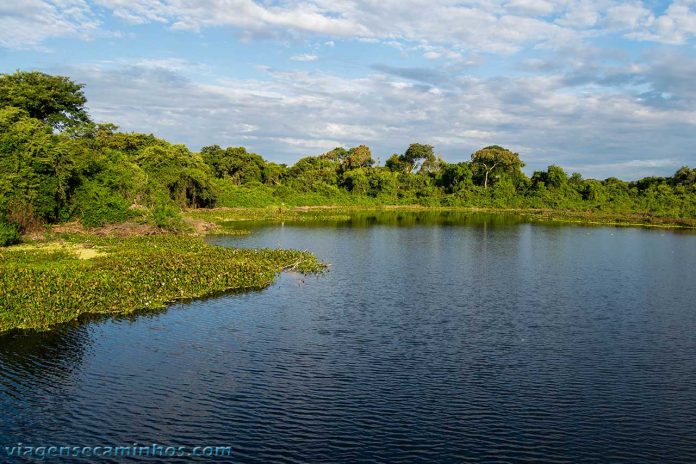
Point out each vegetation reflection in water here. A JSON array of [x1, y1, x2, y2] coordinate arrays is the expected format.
[[188, 207, 696, 235]]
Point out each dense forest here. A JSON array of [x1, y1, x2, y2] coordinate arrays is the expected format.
[[1, 70, 695, 245]]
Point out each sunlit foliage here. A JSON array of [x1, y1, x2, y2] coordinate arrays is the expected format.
[[1, 70, 695, 244]]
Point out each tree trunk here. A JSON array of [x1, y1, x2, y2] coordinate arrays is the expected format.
[[482, 162, 497, 189]]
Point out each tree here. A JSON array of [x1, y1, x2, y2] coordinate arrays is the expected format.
[[0, 71, 90, 130], [439, 162, 473, 193], [470, 145, 523, 189], [343, 145, 374, 171], [385, 154, 410, 173], [674, 166, 696, 186], [262, 162, 287, 186], [569, 172, 583, 186], [201, 145, 265, 184], [341, 168, 371, 195], [287, 155, 339, 190], [384, 144, 436, 174], [421, 156, 443, 174], [136, 144, 217, 207], [0, 107, 81, 227], [532, 165, 568, 189], [403, 143, 435, 173], [320, 147, 348, 162]]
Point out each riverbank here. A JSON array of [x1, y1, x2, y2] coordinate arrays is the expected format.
[[0, 234, 323, 333], [185, 205, 696, 230]]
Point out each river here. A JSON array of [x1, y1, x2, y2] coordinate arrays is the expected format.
[[2, 212, 695, 463]]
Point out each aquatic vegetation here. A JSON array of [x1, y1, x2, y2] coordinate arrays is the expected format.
[[0, 235, 324, 332]]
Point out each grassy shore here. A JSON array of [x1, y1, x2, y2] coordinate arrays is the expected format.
[[185, 205, 696, 230], [0, 234, 323, 333]]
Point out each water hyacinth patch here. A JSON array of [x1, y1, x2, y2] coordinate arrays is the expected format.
[[0, 235, 324, 332]]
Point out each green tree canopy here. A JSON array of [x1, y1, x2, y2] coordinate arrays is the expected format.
[[343, 145, 374, 171], [385, 144, 436, 174], [0, 71, 90, 130], [532, 165, 568, 189], [0, 107, 81, 228], [439, 162, 473, 193], [674, 166, 696, 186], [201, 145, 266, 184], [403, 143, 435, 173], [470, 145, 523, 189], [136, 144, 217, 208], [385, 154, 411, 173]]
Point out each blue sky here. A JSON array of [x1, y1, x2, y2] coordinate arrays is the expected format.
[[1, 0, 696, 179]]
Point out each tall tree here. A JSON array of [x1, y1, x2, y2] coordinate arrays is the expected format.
[[0, 71, 90, 130], [342, 145, 374, 171], [470, 145, 523, 189], [403, 143, 435, 173]]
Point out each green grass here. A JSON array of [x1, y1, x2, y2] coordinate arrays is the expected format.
[[0, 234, 324, 333], [186, 205, 696, 230], [186, 206, 354, 226]]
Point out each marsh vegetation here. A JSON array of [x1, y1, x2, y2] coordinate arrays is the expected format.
[[0, 235, 323, 332]]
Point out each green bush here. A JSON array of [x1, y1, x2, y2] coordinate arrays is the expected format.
[[0, 221, 20, 247], [149, 203, 187, 232], [74, 183, 133, 227], [213, 179, 278, 208]]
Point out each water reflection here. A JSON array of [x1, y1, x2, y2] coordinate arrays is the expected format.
[[239, 211, 532, 230]]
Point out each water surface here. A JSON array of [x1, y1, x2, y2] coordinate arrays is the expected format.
[[2, 213, 696, 463]]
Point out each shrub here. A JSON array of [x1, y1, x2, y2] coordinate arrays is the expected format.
[[74, 183, 132, 227], [0, 221, 20, 247], [149, 204, 187, 232]]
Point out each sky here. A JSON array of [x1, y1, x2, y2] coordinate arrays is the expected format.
[[1, 1, 696, 179]]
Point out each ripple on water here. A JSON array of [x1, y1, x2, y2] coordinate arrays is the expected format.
[[1, 219, 696, 463]]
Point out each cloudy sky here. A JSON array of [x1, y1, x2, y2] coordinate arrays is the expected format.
[[1, 0, 696, 178]]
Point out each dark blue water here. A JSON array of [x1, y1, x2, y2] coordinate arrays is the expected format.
[[2, 213, 696, 463]]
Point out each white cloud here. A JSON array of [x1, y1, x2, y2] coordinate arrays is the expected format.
[[633, 0, 696, 44], [0, 0, 100, 49], [5, 1, 696, 54], [290, 53, 319, 61], [505, 0, 557, 16], [605, 3, 652, 30], [53, 55, 696, 178], [85, 0, 686, 54]]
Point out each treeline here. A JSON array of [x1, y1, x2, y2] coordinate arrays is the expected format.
[[1, 70, 695, 245]]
